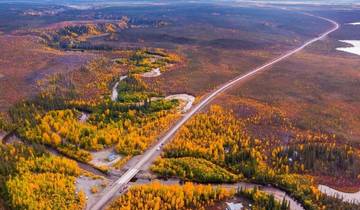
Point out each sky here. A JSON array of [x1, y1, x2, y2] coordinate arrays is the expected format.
[[0, 0, 358, 6]]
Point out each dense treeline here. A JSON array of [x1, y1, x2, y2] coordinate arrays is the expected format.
[[106, 182, 234, 210], [152, 105, 360, 210], [318, 194, 360, 210], [271, 143, 360, 179], [114, 49, 181, 74], [116, 75, 158, 103], [151, 157, 239, 183], [107, 182, 292, 210], [20, 105, 179, 161], [161, 105, 267, 179], [0, 113, 13, 132], [38, 22, 121, 49], [0, 143, 84, 210], [237, 187, 289, 210]]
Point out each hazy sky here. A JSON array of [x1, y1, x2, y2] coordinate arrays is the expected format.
[[0, 0, 358, 6]]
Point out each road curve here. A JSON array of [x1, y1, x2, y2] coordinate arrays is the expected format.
[[90, 14, 339, 210]]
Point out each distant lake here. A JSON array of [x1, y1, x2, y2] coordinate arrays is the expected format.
[[348, 22, 360, 25], [337, 40, 360, 56]]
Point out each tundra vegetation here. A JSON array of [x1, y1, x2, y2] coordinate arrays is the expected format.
[[1, 3, 359, 210]]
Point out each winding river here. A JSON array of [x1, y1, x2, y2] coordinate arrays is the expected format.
[[165, 94, 195, 113], [110, 72, 195, 113], [110, 75, 128, 101], [141, 68, 161, 77], [110, 68, 161, 102], [318, 185, 360, 204], [131, 178, 304, 210]]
